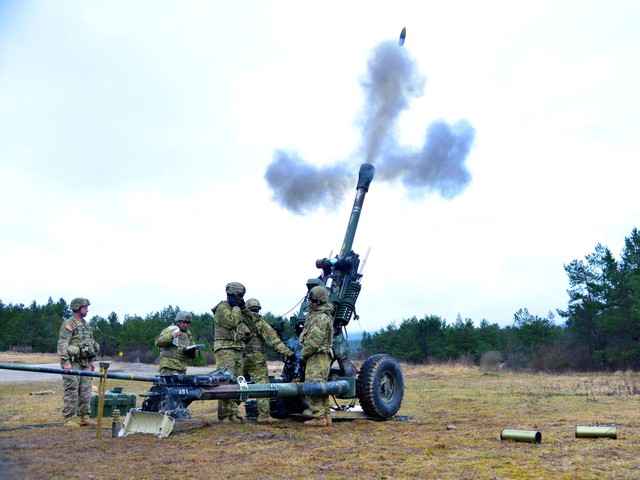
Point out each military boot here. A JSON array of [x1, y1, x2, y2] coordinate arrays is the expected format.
[[304, 417, 328, 427], [79, 414, 97, 427], [325, 415, 332, 426], [64, 416, 81, 428]]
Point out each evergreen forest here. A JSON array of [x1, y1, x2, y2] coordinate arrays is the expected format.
[[2, 227, 640, 372]]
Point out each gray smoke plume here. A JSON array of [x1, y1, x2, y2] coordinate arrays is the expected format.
[[264, 152, 351, 215], [378, 118, 474, 199], [358, 40, 426, 164], [265, 39, 475, 214]]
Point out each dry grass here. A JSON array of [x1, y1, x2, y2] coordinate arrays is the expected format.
[[1, 359, 640, 479]]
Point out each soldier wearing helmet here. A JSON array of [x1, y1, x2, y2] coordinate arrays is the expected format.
[[57, 297, 100, 428], [155, 311, 195, 374], [242, 298, 293, 423], [211, 282, 254, 423], [299, 285, 334, 427]]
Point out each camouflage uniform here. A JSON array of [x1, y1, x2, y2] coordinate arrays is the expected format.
[[244, 311, 293, 419], [57, 315, 99, 420], [300, 303, 334, 420], [213, 301, 252, 421], [155, 325, 194, 374]]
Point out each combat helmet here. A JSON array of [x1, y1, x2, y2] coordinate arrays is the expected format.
[[246, 298, 261, 312], [226, 282, 246, 297], [309, 286, 329, 304], [175, 311, 192, 324], [70, 297, 90, 311]]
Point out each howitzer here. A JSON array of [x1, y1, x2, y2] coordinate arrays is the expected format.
[[0, 167, 404, 431], [279, 163, 404, 421]]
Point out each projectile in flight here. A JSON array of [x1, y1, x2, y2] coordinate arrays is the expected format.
[[399, 27, 406, 46]]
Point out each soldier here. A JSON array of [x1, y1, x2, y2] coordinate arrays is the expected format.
[[155, 311, 195, 374], [57, 297, 100, 427], [299, 285, 334, 427], [212, 282, 253, 423], [243, 298, 293, 424]]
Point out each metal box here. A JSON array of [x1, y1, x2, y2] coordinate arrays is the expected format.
[[90, 386, 136, 418]]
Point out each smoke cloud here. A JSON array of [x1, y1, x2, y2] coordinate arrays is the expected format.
[[265, 39, 475, 214], [264, 152, 351, 215]]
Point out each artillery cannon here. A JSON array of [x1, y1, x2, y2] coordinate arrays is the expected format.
[[0, 164, 403, 433], [276, 163, 404, 420]]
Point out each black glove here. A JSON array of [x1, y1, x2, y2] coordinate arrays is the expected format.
[[238, 299, 246, 310]]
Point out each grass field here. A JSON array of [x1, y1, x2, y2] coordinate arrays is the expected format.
[[1, 358, 639, 479]]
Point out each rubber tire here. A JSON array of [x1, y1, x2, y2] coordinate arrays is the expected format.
[[357, 354, 404, 419]]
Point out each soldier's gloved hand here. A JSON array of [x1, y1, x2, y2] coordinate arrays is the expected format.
[[90, 363, 95, 372], [238, 298, 246, 310], [182, 345, 198, 359], [63, 364, 72, 370]]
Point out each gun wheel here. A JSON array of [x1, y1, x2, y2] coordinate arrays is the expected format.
[[357, 354, 404, 419]]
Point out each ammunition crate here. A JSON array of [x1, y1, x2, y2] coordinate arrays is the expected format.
[[89, 386, 137, 418]]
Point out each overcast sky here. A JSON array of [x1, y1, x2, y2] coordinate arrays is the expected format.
[[1, 1, 639, 333]]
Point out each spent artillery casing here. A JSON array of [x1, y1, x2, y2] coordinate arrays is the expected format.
[[500, 429, 542, 444], [575, 425, 617, 439]]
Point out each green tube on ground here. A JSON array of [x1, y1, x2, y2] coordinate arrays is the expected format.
[[575, 425, 617, 439], [500, 429, 542, 444]]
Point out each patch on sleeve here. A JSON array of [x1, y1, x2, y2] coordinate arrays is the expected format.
[[65, 323, 74, 332]]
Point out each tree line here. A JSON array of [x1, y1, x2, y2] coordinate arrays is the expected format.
[[362, 227, 640, 371], [2, 227, 639, 372], [0, 301, 294, 365]]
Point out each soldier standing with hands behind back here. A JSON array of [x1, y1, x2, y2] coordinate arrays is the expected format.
[[58, 297, 100, 427]]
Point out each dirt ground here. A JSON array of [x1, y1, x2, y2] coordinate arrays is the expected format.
[[2, 355, 640, 479]]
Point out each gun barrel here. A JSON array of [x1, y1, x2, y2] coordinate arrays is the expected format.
[[196, 379, 352, 401], [340, 163, 375, 256], [0, 363, 158, 383]]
